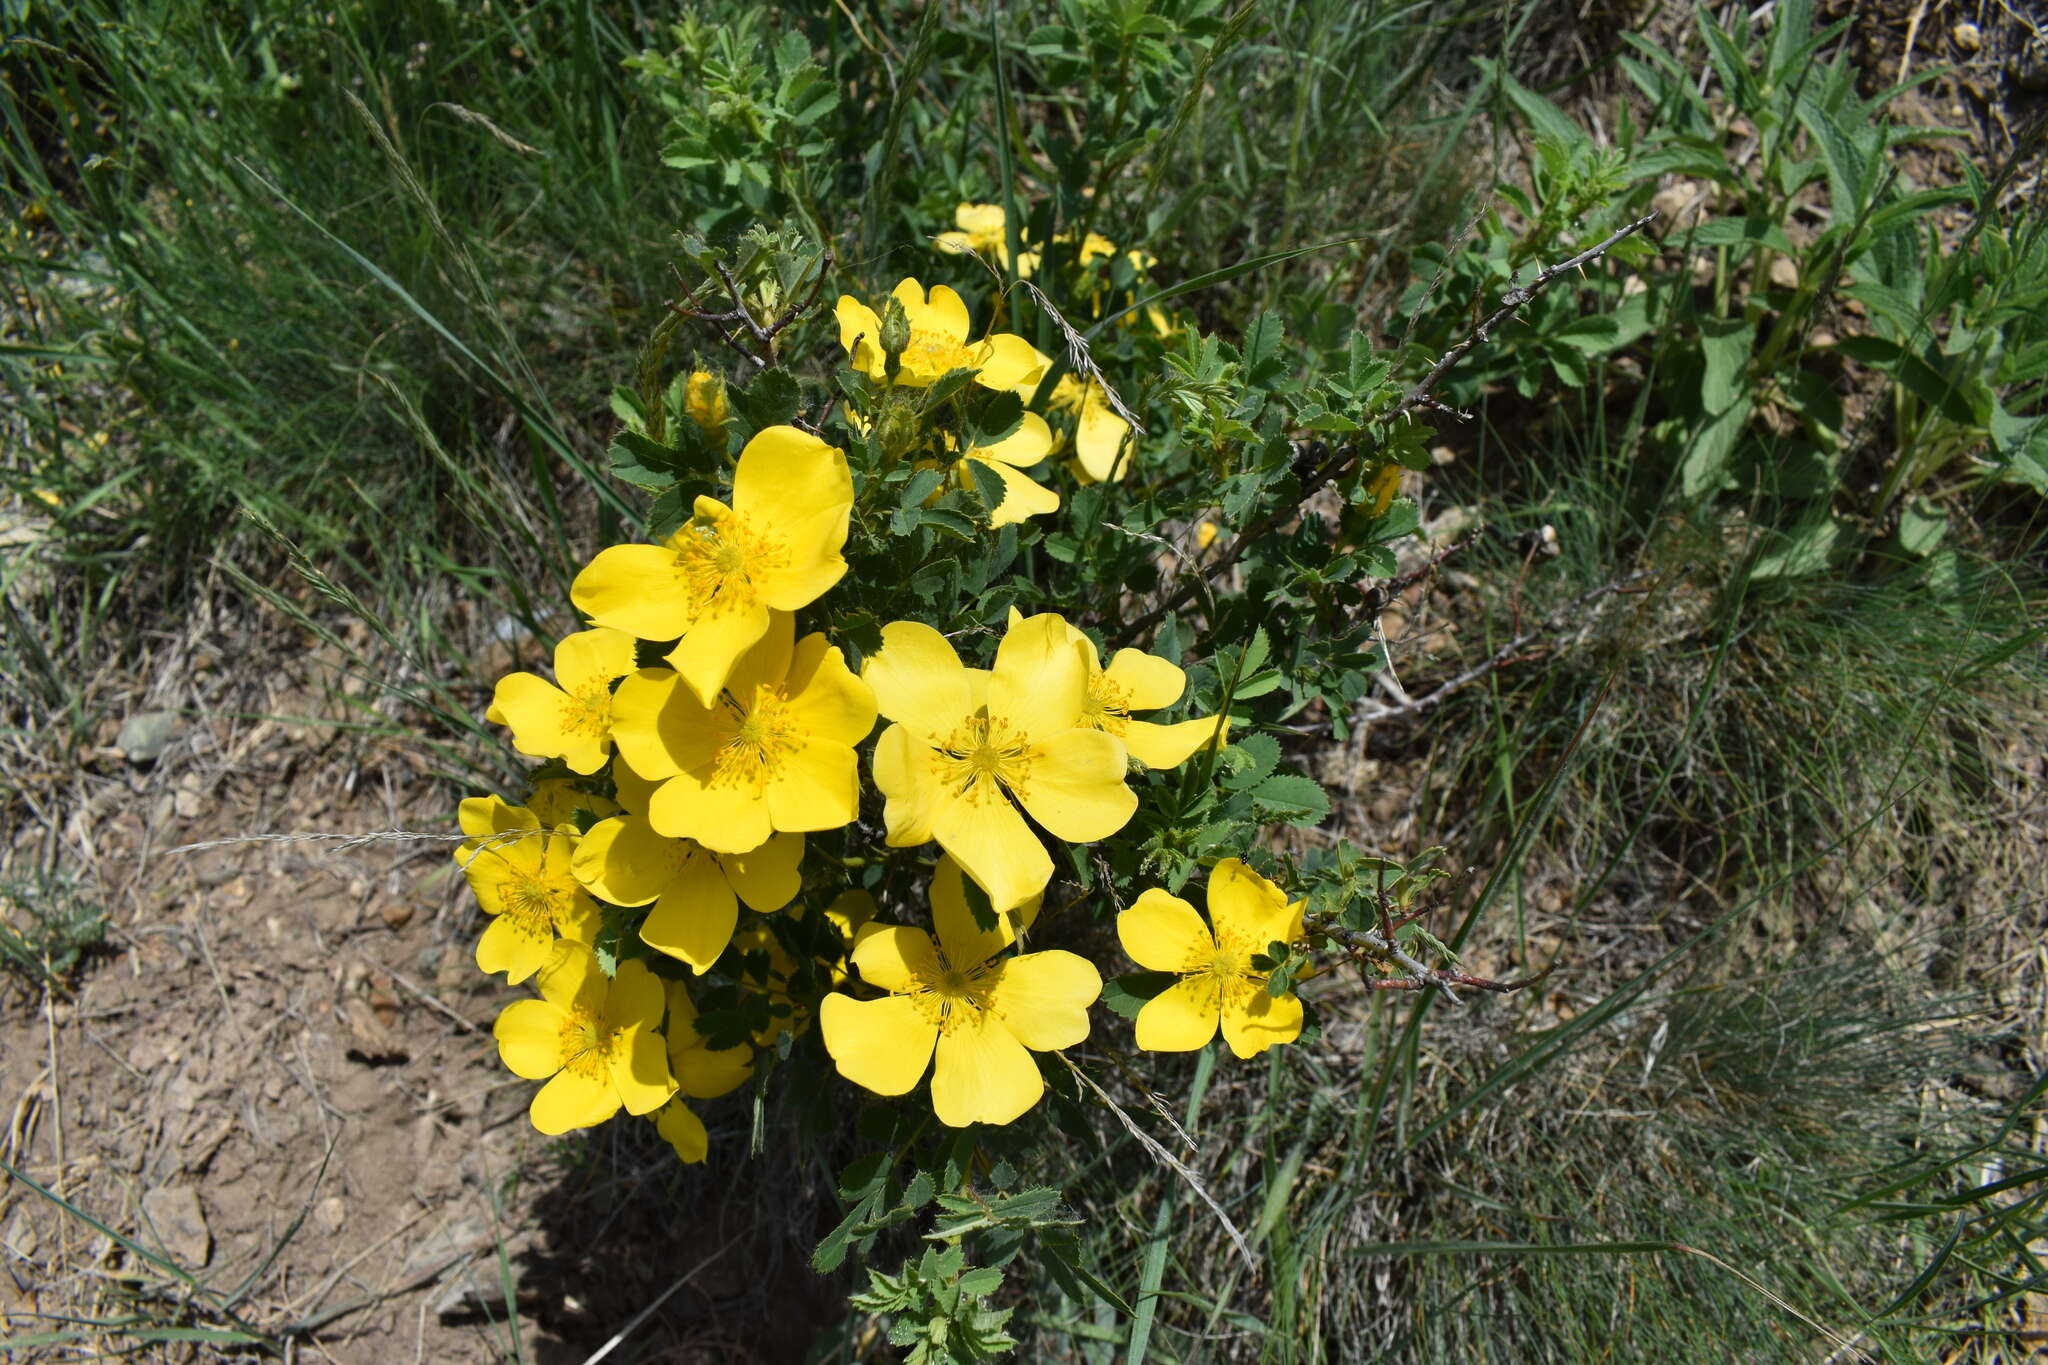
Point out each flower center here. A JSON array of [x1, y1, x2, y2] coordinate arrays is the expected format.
[[902, 328, 979, 380], [556, 1006, 618, 1082], [908, 952, 995, 1034], [497, 862, 569, 940], [930, 715, 1033, 805], [672, 511, 789, 617], [1188, 927, 1262, 983], [1050, 376, 1090, 414], [708, 685, 806, 794], [1081, 672, 1131, 736], [558, 679, 612, 739]]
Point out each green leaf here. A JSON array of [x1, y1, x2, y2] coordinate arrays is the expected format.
[[1251, 773, 1329, 826], [1896, 498, 1946, 556], [1682, 316, 1755, 497], [897, 466, 947, 511], [1101, 972, 1177, 1019], [732, 366, 800, 430]]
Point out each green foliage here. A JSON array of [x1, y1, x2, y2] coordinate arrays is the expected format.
[[0, 873, 106, 986]]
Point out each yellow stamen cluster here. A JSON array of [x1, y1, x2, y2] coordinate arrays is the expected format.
[[675, 513, 789, 614], [710, 685, 808, 793], [930, 716, 1034, 805], [557, 1007, 618, 1082]]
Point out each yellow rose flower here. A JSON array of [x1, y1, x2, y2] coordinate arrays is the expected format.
[[865, 612, 1136, 913], [488, 627, 637, 775], [835, 278, 1046, 390], [609, 610, 876, 855], [571, 804, 802, 973], [934, 202, 1007, 259], [1015, 610, 1228, 769], [456, 797, 600, 985], [570, 425, 853, 706], [819, 863, 1099, 1127], [492, 943, 676, 1134], [954, 411, 1059, 526], [1116, 859, 1305, 1058]]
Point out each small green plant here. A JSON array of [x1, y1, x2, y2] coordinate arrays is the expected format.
[[0, 873, 106, 987]]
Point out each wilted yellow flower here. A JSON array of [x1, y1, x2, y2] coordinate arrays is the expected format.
[[488, 627, 637, 775], [819, 863, 1098, 1126], [865, 613, 1135, 913], [684, 371, 730, 436], [457, 797, 600, 984], [1020, 610, 1227, 769], [492, 943, 676, 1134], [1117, 859, 1304, 1058], [836, 279, 1045, 390], [1049, 376, 1134, 483], [571, 425, 853, 706], [609, 611, 876, 855]]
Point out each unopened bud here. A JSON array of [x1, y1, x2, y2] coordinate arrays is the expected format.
[[879, 297, 911, 363]]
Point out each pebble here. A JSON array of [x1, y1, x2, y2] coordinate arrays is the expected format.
[[140, 1185, 211, 1268], [115, 710, 181, 764]]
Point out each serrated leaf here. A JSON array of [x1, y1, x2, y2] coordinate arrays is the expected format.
[[1251, 772, 1330, 826], [1101, 971, 1177, 1019]]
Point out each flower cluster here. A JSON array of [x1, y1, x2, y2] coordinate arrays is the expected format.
[[459, 263, 1301, 1162]]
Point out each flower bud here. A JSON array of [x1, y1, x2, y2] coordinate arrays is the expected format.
[[879, 297, 911, 368]]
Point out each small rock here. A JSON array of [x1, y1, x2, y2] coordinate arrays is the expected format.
[[314, 1196, 346, 1235], [140, 1186, 211, 1268], [1768, 256, 1799, 289], [341, 996, 408, 1064], [381, 903, 415, 930], [1951, 20, 1981, 51], [116, 710, 181, 764], [3, 1207, 39, 1259], [172, 786, 203, 820], [433, 1261, 511, 1324]]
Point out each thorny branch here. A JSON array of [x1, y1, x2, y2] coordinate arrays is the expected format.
[[1122, 211, 1658, 644], [668, 249, 835, 371], [1303, 911, 1555, 1003]]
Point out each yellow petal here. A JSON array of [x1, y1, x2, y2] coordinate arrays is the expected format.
[[955, 202, 1005, 238], [819, 993, 937, 1096], [1117, 889, 1212, 973], [731, 426, 853, 567], [458, 795, 537, 842], [929, 854, 1025, 966], [930, 1009, 1041, 1126], [985, 949, 1099, 1050], [476, 912, 553, 984], [650, 768, 774, 854], [1014, 728, 1135, 842], [607, 957, 668, 1031], [530, 1068, 620, 1135], [1206, 858, 1301, 952], [932, 793, 1053, 916], [783, 634, 878, 746], [667, 600, 772, 708], [964, 456, 1059, 527], [757, 552, 848, 614], [534, 940, 606, 1014], [1220, 982, 1304, 1059], [765, 739, 860, 833], [988, 614, 1088, 737], [835, 296, 886, 379], [609, 669, 710, 782], [554, 626, 636, 693], [493, 998, 564, 1079], [849, 924, 942, 994], [610, 1026, 677, 1116], [569, 815, 670, 906], [975, 332, 1049, 391], [610, 750, 662, 816], [862, 621, 972, 726], [967, 411, 1054, 467], [490, 672, 576, 763], [656, 1100, 709, 1163], [1104, 647, 1186, 712], [723, 608, 796, 702], [639, 849, 739, 972], [1134, 976, 1222, 1052], [721, 832, 804, 912], [674, 1041, 753, 1099], [571, 542, 696, 640], [873, 725, 943, 847], [1073, 400, 1133, 482], [1121, 715, 1228, 770], [896, 278, 969, 342]]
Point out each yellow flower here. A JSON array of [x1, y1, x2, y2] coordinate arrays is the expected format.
[[656, 1100, 709, 1164], [1196, 519, 1221, 551], [571, 806, 802, 973], [1018, 610, 1228, 769], [954, 411, 1060, 526], [1049, 376, 1134, 483], [935, 202, 1007, 259], [570, 425, 853, 706], [865, 612, 1136, 913], [523, 778, 618, 828], [819, 863, 1099, 1126], [488, 627, 637, 775], [1116, 859, 1305, 1058], [684, 370, 729, 436], [609, 610, 876, 855], [492, 943, 676, 1134], [835, 278, 1045, 390], [457, 797, 600, 984], [1077, 231, 1118, 267]]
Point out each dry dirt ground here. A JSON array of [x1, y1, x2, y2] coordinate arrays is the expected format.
[[0, 608, 835, 1362]]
